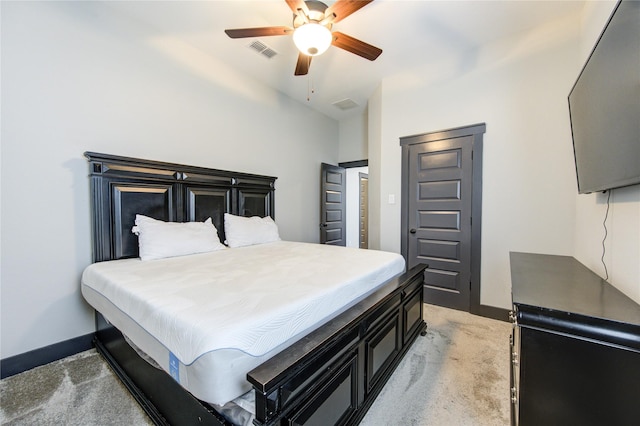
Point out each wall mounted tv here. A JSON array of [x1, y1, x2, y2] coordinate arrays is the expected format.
[[568, 0, 640, 194]]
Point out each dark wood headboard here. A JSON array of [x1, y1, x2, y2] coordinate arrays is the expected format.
[[85, 152, 276, 262]]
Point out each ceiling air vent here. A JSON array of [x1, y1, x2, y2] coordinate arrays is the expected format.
[[332, 98, 359, 110], [248, 40, 278, 59]]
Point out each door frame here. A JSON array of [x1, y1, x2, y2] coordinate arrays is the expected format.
[[400, 124, 506, 321], [358, 172, 368, 249], [339, 160, 369, 248]]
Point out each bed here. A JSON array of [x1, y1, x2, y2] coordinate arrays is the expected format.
[[83, 152, 427, 425]]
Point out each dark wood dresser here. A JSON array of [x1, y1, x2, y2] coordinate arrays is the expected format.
[[509, 252, 640, 426]]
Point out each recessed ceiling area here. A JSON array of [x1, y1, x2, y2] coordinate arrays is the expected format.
[[103, 1, 586, 121]]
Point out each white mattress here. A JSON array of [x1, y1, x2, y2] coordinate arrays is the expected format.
[[81, 241, 405, 405]]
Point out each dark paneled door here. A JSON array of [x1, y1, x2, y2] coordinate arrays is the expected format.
[[407, 135, 473, 310], [320, 163, 346, 245]]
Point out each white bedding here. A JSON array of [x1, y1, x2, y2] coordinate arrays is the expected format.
[[81, 241, 405, 405]]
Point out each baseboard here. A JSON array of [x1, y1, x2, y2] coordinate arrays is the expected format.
[[338, 159, 368, 168], [1, 333, 95, 379], [477, 304, 510, 322]]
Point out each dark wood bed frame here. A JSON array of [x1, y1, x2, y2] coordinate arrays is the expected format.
[[85, 152, 427, 426]]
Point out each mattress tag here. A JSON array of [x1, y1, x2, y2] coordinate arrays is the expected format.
[[169, 352, 180, 383]]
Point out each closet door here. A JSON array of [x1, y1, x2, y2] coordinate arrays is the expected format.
[[409, 137, 472, 310], [400, 124, 484, 312]]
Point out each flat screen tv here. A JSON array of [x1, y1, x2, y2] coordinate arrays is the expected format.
[[568, 0, 640, 194]]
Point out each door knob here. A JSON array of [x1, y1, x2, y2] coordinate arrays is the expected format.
[[320, 223, 328, 228], [410, 228, 416, 234]]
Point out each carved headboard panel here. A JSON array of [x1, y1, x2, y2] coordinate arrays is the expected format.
[[85, 152, 276, 262]]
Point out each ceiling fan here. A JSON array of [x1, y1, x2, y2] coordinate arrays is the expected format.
[[225, 0, 382, 76]]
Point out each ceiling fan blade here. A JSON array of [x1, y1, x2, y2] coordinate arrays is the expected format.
[[285, 0, 309, 16], [325, 0, 373, 23], [331, 31, 382, 61], [295, 53, 312, 76], [224, 26, 292, 39]]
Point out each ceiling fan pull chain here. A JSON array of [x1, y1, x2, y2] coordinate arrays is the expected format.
[[307, 56, 314, 102]]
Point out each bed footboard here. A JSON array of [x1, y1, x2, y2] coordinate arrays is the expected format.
[[248, 264, 427, 426]]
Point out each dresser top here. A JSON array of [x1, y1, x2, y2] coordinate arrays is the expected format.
[[510, 252, 640, 326]]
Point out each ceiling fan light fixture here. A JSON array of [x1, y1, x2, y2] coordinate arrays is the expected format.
[[293, 23, 332, 56]]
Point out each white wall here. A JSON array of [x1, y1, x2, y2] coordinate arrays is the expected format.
[[338, 110, 368, 163], [367, 86, 383, 251], [371, 13, 583, 309], [1, 2, 338, 359], [573, 0, 640, 304]]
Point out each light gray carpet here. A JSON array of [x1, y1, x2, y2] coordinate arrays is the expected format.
[[0, 350, 152, 426], [0, 304, 511, 425], [360, 304, 511, 426]]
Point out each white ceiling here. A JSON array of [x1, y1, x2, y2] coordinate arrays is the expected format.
[[104, 0, 585, 121]]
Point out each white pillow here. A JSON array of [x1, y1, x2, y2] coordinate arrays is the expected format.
[[224, 213, 280, 248], [131, 215, 226, 261]]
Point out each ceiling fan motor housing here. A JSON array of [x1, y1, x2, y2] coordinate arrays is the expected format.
[[292, 1, 333, 56], [293, 1, 331, 28]]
